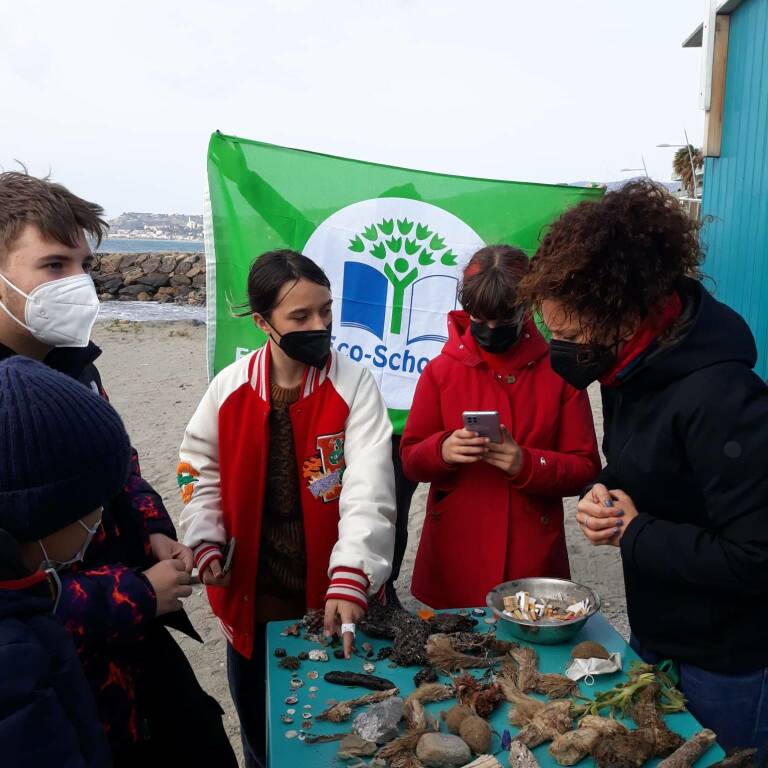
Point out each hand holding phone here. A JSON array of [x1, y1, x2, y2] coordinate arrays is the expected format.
[[462, 411, 502, 443]]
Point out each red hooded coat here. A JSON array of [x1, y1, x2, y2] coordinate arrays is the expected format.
[[401, 311, 601, 608]]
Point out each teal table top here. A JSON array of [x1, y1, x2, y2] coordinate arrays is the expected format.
[[266, 611, 724, 768]]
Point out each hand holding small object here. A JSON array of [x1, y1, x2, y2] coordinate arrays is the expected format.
[[441, 428, 490, 464], [483, 425, 523, 476], [576, 483, 639, 546]]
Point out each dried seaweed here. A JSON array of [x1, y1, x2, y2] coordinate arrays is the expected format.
[[473, 683, 503, 718], [534, 673, 579, 700], [426, 634, 498, 674], [277, 655, 301, 671], [375, 729, 429, 768], [429, 613, 478, 634], [317, 688, 399, 723], [510, 646, 540, 692], [413, 667, 438, 688], [405, 683, 454, 705]]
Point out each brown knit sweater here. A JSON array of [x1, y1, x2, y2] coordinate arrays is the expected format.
[[255, 382, 307, 622]]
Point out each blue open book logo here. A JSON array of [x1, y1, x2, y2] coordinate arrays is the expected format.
[[302, 198, 484, 412], [340, 262, 458, 343]]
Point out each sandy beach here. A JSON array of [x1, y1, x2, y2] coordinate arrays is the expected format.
[[92, 319, 627, 763]]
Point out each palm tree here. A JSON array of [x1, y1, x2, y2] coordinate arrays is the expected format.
[[673, 145, 704, 197]]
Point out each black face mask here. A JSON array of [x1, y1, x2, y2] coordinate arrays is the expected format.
[[549, 339, 616, 390], [268, 322, 332, 369], [471, 320, 521, 354]]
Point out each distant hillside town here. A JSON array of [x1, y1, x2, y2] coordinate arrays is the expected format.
[[108, 212, 203, 241]]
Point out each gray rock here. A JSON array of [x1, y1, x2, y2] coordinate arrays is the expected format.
[[120, 254, 138, 269], [186, 264, 204, 279], [352, 697, 403, 744], [122, 266, 146, 285], [93, 275, 123, 294], [141, 256, 161, 274], [158, 255, 177, 273], [99, 254, 123, 274], [175, 257, 196, 275], [139, 272, 171, 288], [337, 734, 377, 760], [136, 254, 150, 265], [170, 274, 192, 287], [118, 284, 145, 297], [416, 733, 471, 768], [192, 273, 206, 287]]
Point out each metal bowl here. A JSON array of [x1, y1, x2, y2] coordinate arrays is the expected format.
[[486, 577, 601, 645]]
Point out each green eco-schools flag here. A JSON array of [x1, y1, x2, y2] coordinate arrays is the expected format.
[[205, 132, 602, 433]]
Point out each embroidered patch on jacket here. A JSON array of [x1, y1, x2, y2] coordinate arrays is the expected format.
[[176, 462, 200, 504], [302, 431, 346, 503]]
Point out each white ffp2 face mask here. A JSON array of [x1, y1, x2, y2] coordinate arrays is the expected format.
[[0, 273, 100, 348]]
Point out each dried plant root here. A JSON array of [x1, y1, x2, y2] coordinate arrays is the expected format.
[[426, 634, 497, 674], [550, 728, 603, 766], [658, 729, 717, 768], [502, 682, 545, 726], [513, 700, 572, 748], [549, 716, 626, 766], [317, 687, 399, 723], [592, 727, 656, 768], [509, 741, 542, 768], [629, 681, 685, 756], [711, 749, 759, 768]]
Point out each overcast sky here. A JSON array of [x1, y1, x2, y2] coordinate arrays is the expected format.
[[1, 0, 707, 218]]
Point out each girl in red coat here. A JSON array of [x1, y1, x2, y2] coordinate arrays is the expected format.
[[401, 245, 601, 609]]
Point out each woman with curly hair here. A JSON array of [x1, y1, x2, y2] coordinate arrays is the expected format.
[[401, 244, 600, 609], [519, 180, 768, 755]]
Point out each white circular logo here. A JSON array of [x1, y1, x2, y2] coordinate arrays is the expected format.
[[303, 198, 484, 411]]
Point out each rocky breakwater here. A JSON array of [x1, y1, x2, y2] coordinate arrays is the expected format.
[[92, 252, 206, 305]]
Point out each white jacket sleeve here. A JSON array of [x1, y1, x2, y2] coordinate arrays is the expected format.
[[178, 374, 226, 572], [327, 366, 396, 599]]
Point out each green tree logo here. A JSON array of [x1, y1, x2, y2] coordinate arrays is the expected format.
[[347, 218, 458, 335]]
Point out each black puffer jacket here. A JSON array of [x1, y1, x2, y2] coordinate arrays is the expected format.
[[598, 279, 768, 673]]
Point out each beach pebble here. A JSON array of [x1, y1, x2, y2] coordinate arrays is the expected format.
[[416, 733, 472, 768]]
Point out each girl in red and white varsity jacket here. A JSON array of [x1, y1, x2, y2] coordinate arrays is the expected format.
[[178, 250, 396, 768]]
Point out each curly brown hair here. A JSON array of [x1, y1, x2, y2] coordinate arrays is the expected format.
[[518, 180, 702, 343], [459, 244, 528, 320]]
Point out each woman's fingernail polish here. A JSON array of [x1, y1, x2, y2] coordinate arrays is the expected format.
[[615, 509, 625, 517], [604, 498, 614, 508], [615, 520, 623, 528]]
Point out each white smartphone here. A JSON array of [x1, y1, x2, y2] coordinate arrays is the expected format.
[[462, 410, 502, 443]]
